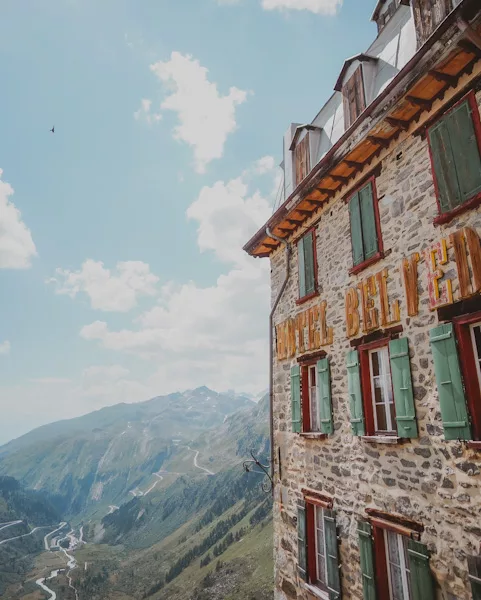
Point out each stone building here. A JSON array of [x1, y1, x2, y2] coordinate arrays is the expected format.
[[243, 1, 481, 600]]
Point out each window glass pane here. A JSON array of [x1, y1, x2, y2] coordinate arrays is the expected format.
[[376, 403, 388, 431], [470, 323, 481, 394], [370, 348, 395, 433], [385, 531, 412, 600], [315, 507, 327, 585]]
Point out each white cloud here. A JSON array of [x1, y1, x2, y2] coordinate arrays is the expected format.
[[79, 160, 274, 393], [0, 341, 11, 355], [49, 259, 159, 312], [253, 155, 276, 174], [149, 52, 248, 173], [261, 0, 342, 13], [217, 0, 342, 13], [0, 169, 37, 269], [134, 98, 162, 124], [30, 378, 72, 384]]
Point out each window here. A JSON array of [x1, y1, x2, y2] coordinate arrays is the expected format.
[[291, 359, 334, 435], [297, 499, 341, 598], [295, 134, 310, 186], [430, 315, 481, 441], [428, 94, 481, 220], [358, 520, 434, 600], [348, 179, 382, 271], [468, 556, 481, 600], [342, 65, 366, 129], [308, 364, 320, 432], [297, 230, 317, 300], [369, 347, 395, 434], [385, 531, 412, 600], [346, 338, 418, 439], [314, 506, 328, 588]]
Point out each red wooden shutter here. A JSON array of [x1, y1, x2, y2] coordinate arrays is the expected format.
[[343, 66, 366, 129]]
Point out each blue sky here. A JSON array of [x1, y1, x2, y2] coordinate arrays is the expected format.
[[0, 0, 376, 443]]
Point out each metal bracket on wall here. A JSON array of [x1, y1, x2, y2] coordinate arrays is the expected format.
[[242, 449, 273, 493]]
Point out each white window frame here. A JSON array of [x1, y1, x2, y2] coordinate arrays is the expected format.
[[469, 321, 481, 391], [369, 346, 395, 433], [308, 364, 320, 432], [314, 506, 328, 588], [384, 530, 412, 600]]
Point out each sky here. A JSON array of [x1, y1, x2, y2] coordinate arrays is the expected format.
[[0, 0, 376, 444]]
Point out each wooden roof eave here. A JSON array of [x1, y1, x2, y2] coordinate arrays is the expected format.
[[243, 1, 480, 258]]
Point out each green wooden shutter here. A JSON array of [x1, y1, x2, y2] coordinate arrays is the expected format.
[[429, 118, 461, 212], [448, 100, 481, 203], [349, 193, 365, 266], [358, 521, 376, 600], [324, 510, 342, 600], [298, 237, 306, 298], [346, 350, 365, 436], [359, 183, 378, 260], [468, 556, 481, 600], [291, 365, 302, 433], [407, 540, 434, 600], [297, 501, 308, 581], [317, 358, 333, 435], [429, 323, 471, 440], [389, 338, 418, 438], [303, 231, 316, 296]]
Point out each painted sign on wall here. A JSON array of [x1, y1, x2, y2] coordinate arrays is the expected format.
[[275, 226, 481, 359]]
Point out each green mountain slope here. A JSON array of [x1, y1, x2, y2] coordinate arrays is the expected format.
[[0, 387, 253, 518], [0, 476, 61, 596]]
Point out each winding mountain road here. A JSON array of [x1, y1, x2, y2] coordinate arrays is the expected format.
[[0, 520, 22, 532], [186, 446, 214, 475], [0, 525, 51, 545], [36, 577, 56, 600]]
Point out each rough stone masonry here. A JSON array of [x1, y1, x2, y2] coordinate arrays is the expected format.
[[269, 91, 481, 600]]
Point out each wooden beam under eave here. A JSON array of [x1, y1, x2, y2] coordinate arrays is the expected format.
[[287, 218, 303, 225], [297, 209, 314, 216], [406, 95, 432, 110], [367, 135, 391, 148], [278, 227, 293, 235], [429, 70, 458, 86], [316, 188, 336, 197], [329, 174, 349, 184], [457, 39, 481, 58], [457, 19, 481, 54], [263, 242, 279, 250], [344, 159, 364, 169], [385, 116, 410, 131]]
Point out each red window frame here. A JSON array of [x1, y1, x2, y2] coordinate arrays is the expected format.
[[304, 496, 331, 593], [427, 91, 481, 226], [359, 337, 397, 437], [347, 176, 384, 276], [453, 310, 481, 441], [297, 227, 320, 305], [371, 522, 413, 600]]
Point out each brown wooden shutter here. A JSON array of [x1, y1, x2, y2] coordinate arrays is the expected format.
[[294, 134, 310, 186], [343, 66, 366, 129]]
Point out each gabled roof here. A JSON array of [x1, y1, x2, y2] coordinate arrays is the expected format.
[[372, 0, 410, 23], [289, 124, 322, 151], [334, 54, 379, 92]]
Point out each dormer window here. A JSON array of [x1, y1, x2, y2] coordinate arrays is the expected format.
[[342, 66, 366, 129], [372, 0, 410, 34], [334, 55, 378, 130], [294, 134, 311, 187]]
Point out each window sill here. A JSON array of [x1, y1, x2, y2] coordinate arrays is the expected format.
[[302, 583, 330, 600], [433, 191, 481, 226], [361, 435, 402, 445], [466, 441, 481, 450], [349, 251, 384, 276], [300, 432, 328, 440], [296, 290, 320, 306]]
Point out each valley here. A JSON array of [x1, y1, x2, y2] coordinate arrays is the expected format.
[[0, 387, 273, 599]]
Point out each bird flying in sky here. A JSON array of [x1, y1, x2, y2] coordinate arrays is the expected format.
[[50, 126, 55, 133]]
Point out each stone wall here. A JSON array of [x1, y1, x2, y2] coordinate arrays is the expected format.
[[270, 89, 481, 600]]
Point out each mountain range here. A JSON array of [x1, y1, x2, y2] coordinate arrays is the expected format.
[[0, 386, 273, 599]]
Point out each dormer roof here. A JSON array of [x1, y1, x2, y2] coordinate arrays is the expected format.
[[334, 54, 379, 92], [289, 125, 322, 151]]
